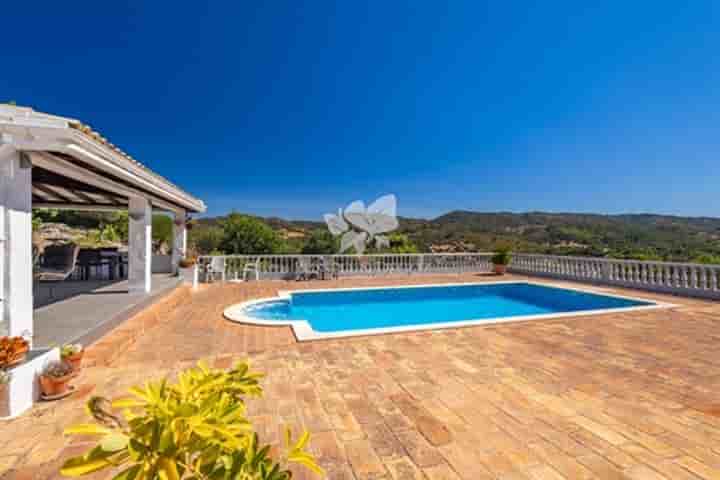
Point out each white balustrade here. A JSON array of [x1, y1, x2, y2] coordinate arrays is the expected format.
[[196, 253, 494, 281], [195, 252, 720, 300], [509, 253, 720, 299]]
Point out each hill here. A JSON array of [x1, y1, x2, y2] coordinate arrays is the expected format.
[[194, 211, 720, 262]]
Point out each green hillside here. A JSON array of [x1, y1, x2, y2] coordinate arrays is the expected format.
[[192, 211, 720, 263]]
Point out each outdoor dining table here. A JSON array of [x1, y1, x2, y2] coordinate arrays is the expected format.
[[99, 250, 127, 280]]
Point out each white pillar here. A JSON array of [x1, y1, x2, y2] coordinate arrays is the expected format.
[[128, 197, 152, 293], [0, 145, 34, 344], [171, 210, 187, 274]]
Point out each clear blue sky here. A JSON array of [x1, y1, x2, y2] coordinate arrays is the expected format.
[[3, 2, 719, 219]]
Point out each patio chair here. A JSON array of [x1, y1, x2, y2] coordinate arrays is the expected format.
[[295, 257, 318, 281], [319, 256, 338, 280], [76, 248, 111, 280], [205, 257, 226, 282], [242, 258, 261, 281]]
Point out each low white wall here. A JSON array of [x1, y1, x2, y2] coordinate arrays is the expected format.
[[1, 348, 59, 419], [151, 254, 172, 274]]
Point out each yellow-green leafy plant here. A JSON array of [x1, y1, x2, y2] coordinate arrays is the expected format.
[[60, 361, 323, 479]]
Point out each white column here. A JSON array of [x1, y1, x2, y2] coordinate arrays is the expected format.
[[128, 197, 152, 293], [171, 210, 187, 274], [0, 145, 34, 344]]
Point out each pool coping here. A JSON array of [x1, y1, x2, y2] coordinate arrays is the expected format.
[[222, 280, 678, 341]]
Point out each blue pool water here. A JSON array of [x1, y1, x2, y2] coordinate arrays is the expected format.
[[243, 282, 653, 333]]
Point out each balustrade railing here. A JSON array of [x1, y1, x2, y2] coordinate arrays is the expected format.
[[195, 252, 720, 300], [197, 253, 494, 281], [510, 253, 720, 299]]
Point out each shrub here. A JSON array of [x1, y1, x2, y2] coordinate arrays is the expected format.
[[178, 257, 197, 268], [61, 343, 83, 359], [60, 360, 323, 479], [152, 214, 173, 247], [190, 226, 224, 254], [491, 247, 512, 265], [301, 229, 339, 254], [219, 213, 282, 254]]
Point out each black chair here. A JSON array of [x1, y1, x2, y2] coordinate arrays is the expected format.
[[77, 249, 111, 280], [99, 247, 120, 280]]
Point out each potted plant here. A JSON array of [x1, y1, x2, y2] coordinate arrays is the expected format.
[[61, 343, 84, 373], [0, 370, 10, 417], [178, 256, 198, 285], [0, 336, 30, 368], [39, 361, 74, 398], [491, 247, 512, 275]]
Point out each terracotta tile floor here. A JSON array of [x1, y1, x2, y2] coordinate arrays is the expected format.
[[3, 273, 720, 479]]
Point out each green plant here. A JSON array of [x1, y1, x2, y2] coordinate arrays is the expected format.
[[179, 257, 197, 268], [491, 247, 512, 265], [301, 229, 339, 254], [61, 343, 83, 359], [42, 360, 73, 379], [153, 215, 174, 247], [384, 233, 418, 254], [220, 213, 282, 255], [98, 224, 120, 243], [60, 361, 323, 479], [190, 226, 224, 254]]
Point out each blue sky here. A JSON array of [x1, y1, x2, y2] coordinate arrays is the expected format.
[[3, 2, 720, 219]]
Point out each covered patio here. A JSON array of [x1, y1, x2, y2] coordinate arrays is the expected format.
[[33, 274, 180, 349], [0, 105, 205, 417]]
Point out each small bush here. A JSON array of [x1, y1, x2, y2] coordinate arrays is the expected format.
[[61, 343, 83, 358], [491, 247, 512, 265], [60, 360, 323, 479], [178, 257, 197, 268]]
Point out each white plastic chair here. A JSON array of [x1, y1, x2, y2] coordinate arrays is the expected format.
[[242, 258, 261, 281], [205, 257, 226, 282]]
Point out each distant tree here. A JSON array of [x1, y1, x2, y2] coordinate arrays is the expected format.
[[219, 213, 281, 254], [107, 211, 129, 242], [152, 214, 173, 247], [301, 229, 339, 254], [370, 233, 418, 254], [386, 233, 419, 253], [191, 226, 224, 254]]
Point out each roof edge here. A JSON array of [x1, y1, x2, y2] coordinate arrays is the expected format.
[[0, 105, 206, 213]]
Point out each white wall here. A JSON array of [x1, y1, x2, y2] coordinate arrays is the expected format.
[[151, 254, 172, 274]]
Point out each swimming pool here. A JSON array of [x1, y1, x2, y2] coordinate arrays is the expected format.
[[224, 282, 667, 340]]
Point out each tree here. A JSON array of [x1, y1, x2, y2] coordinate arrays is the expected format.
[[107, 211, 129, 242], [152, 214, 173, 245], [301, 229, 339, 254], [219, 213, 281, 254], [374, 233, 418, 253], [190, 226, 224, 254]]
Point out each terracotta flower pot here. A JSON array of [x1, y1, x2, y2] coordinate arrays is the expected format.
[[63, 351, 84, 373], [39, 374, 72, 397], [0, 337, 30, 368], [493, 264, 507, 275]]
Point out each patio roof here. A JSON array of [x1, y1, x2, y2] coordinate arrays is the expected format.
[[0, 105, 205, 213]]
